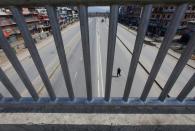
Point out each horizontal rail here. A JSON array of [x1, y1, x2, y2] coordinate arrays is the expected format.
[[0, 98, 195, 113], [0, 1, 194, 113], [0, 0, 194, 6]]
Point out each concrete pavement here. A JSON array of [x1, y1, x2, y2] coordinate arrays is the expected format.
[[115, 22, 195, 97], [0, 17, 194, 99], [0, 22, 81, 97], [40, 18, 96, 97], [98, 18, 161, 97], [0, 17, 195, 130]]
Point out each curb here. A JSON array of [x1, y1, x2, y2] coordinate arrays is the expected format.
[[119, 23, 195, 69], [0, 22, 79, 72]]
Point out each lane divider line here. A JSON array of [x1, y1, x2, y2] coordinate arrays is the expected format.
[[21, 32, 81, 96], [119, 23, 195, 70], [96, 20, 104, 97], [96, 21, 100, 97], [104, 22, 170, 98], [75, 72, 78, 79]]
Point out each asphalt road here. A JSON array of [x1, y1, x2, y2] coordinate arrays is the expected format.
[[1, 17, 194, 99], [115, 21, 195, 98], [0, 21, 82, 97]]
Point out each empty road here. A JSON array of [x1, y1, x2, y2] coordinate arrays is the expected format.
[[0, 17, 194, 99]]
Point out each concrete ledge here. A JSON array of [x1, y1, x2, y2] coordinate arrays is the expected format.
[[0, 113, 195, 130], [0, 125, 195, 131]]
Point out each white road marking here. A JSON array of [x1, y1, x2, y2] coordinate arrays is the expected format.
[[96, 22, 100, 97], [97, 79, 100, 96], [74, 72, 78, 79], [96, 21, 104, 97], [21, 30, 81, 96], [98, 32, 104, 96]]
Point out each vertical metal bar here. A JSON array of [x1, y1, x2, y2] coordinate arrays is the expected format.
[[0, 28, 38, 101], [79, 6, 92, 101], [159, 33, 195, 101], [0, 67, 21, 100], [10, 6, 56, 101], [140, 4, 188, 101], [105, 5, 119, 101], [46, 5, 74, 100], [177, 73, 195, 102], [123, 5, 152, 101], [0, 93, 3, 100]]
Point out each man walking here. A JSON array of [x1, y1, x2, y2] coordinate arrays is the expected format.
[[117, 68, 121, 77]]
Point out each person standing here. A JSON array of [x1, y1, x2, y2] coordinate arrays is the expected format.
[[117, 68, 121, 77]]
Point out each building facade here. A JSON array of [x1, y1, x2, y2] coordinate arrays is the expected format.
[[119, 5, 195, 36], [0, 7, 79, 44], [119, 5, 142, 26], [0, 8, 39, 43], [36, 8, 51, 32]]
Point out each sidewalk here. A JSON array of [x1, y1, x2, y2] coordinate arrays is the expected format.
[[0, 22, 79, 72], [0, 31, 51, 65], [119, 23, 195, 69]]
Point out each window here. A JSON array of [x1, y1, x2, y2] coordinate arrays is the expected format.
[[188, 6, 192, 10], [192, 6, 195, 10]]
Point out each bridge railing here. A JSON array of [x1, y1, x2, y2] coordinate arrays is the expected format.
[[0, 0, 195, 113]]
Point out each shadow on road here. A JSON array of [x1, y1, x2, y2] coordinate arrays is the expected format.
[[112, 75, 122, 78]]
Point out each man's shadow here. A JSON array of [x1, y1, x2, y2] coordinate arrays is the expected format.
[[112, 75, 118, 78], [112, 75, 121, 78]]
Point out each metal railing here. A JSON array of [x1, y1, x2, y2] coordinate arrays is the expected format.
[[0, 0, 195, 113]]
